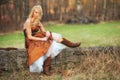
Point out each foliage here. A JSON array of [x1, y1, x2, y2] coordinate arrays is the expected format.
[[0, 0, 120, 32]]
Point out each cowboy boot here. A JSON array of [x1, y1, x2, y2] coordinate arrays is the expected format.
[[43, 57, 52, 76], [61, 38, 81, 48]]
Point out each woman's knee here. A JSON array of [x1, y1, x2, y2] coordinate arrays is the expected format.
[[56, 38, 63, 43]]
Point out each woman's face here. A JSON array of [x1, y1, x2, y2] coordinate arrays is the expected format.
[[33, 9, 40, 19]]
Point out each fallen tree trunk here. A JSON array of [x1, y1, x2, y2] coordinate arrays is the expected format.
[[0, 46, 120, 71]]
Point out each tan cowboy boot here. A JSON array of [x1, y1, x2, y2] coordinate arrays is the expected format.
[[61, 38, 81, 48]]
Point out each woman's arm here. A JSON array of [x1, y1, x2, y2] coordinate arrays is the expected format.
[[24, 22, 48, 41], [39, 22, 46, 32], [39, 22, 50, 37]]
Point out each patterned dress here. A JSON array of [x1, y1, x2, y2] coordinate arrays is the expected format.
[[24, 26, 65, 73]]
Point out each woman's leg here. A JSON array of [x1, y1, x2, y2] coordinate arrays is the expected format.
[[61, 38, 81, 48], [44, 32, 81, 48], [55, 38, 81, 48], [51, 33, 81, 48]]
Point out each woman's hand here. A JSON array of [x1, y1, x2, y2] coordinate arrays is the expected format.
[[37, 37, 48, 41], [41, 37, 48, 41], [46, 31, 50, 37]]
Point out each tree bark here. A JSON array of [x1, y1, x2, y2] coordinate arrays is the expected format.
[[102, 0, 107, 20], [24, 0, 29, 20], [60, 0, 63, 22]]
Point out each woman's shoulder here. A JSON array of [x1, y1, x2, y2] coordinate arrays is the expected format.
[[25, 18, 31, 24], [23, 19, 31, 29]]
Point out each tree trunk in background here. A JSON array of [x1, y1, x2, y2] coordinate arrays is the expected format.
[[0, 5, 1, 31], [0, 0, 10, 31], [0, 5, 2, 21], [113, 0, 117, 20], [96, 0, 99, 19], [19, 0, 23, 22], [34, 0, 36, 5], [24, 0, 29, 20], [90, 0, 96, 17], [76, 0, 79, 14], [91, 0, 94, 17], [60, 0, 63, 22], [46, 0, 50, 17], [64, 0, 69, 14], [94, 0, 97, 17], [13, 0, 17, 24], [41, 0, 47, 21], [0, 0, 120, 33], [108, 0, 113, 20], [116, 0, 120, 19], [102, 0, 107, 20]]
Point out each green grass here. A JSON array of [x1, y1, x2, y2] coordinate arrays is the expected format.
[[0, 31, 24, 48], [0, 21, 120, 48]]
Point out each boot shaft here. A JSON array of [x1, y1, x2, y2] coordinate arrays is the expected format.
[[43, 57, 52, 76], [61, 38, 81, 48]]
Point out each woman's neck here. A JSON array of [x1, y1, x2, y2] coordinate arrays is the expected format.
[[30, 18, 35, 23], [30, 17, 39, 28]]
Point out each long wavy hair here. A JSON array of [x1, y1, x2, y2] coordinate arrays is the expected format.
[[29, 5, 43, 27]]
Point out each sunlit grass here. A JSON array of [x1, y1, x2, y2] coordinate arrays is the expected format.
[[46, 21, 120, 47], [0, 31, 24, 48], [0, 21, 120, 48]]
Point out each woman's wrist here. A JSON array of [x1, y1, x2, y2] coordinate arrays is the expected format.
[[37, 38, 41, 41], [46, 31, 50, 37], [37, 37, 48, 41]]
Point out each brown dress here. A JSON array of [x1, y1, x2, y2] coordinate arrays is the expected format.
[[24, 26, 52, 66]]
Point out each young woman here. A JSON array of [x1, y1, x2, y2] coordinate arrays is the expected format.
[[23, 5, 81, 76]]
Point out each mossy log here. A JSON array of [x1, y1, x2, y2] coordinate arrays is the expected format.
[[0, 46, 120, 71]]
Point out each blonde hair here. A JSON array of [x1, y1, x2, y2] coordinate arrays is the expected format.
[[29, 5, 43, 27]]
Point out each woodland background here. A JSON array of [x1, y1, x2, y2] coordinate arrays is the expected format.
[[0, 0, 120, 33], [0, 1, 120, 79]]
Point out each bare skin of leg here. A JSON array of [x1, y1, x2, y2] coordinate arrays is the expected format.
[[56, 38, 63, 43]]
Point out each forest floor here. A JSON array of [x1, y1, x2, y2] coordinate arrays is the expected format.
[[0, 48, 120, 80]]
